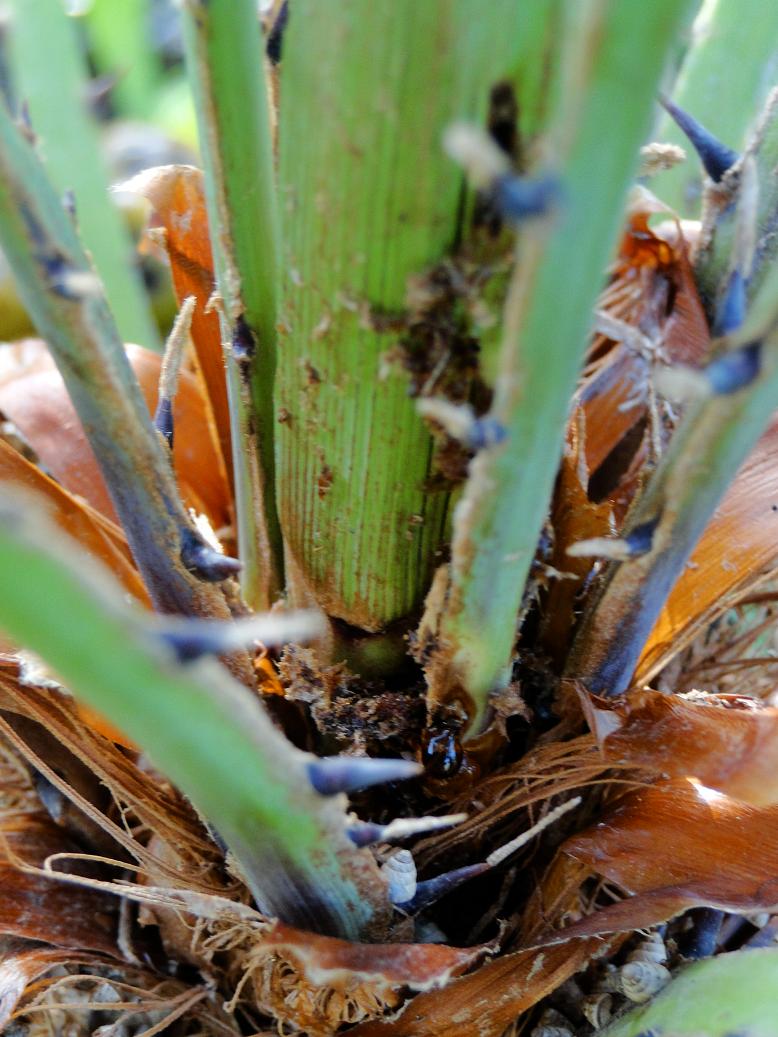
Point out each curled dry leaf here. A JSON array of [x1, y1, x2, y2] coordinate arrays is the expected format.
[[576, 201, 709, 484], [0, 340, 231, 537], [118, 165, 233, 485], [582, 686, 778, 806], [0, 944, 105, 1028], [542, 412, 613, 653], [0, 813, 117, 955], [243, 921, 495, 1037], [348, 939, 606, 1037], [537, 779, 778, 945], [638, 415, 778, 684], [0, 437, 148, 605]]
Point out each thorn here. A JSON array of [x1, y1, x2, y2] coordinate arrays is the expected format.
[[714, 269, 747, 336], [232, 313, 256, 361], [61, 188, 77, 223], [307, 756, 422, 796], [705, 342, 761, 394], [155, 295, 195, 449], [660, 95, 739, 182], [417, 398, 507, 451], [266, 0, 288, 64], [346, 813, 467, 848], [403, 863, 490, 912], [492, 173, 560, 222], [153, 396, 174, 449], [678, 907, 724, 959], [157, 610, 325, 663], [443, 122, 559, 221], [179, 528, 241, 582], [623, 517, 659, 558]]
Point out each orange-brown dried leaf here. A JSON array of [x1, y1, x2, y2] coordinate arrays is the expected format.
[[0, 813, 117, 955], [119, 166, 233, 486], [0, 437, 148, 605], [583, 687, 778, 806], [0, 341, 231, 537], [349, 938, 605, 1037], [638, 416, 778, 683], [543, 413, 613, 654], [0, 944, 106, 1028], [555, 779, 778, 940], [576, 208, 709, 487]]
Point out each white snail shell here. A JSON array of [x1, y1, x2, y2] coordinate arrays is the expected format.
[[627, 930, 668, 965], [381, 849, 417, 905], [620, 960, 671, 1002], [530, 1010, 574, 1037], [582, 993, 612, 1028]]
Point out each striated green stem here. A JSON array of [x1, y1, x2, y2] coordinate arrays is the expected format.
[[179, 0, 284, 611], [422, 0, 695, 734], [0, 92, 243, 641], [600, 949, 778, 1037], [0, 491, 389, 939], [652, 0, 778, 216], [276, 0, 531, 633], [7, 0, 160, 349]]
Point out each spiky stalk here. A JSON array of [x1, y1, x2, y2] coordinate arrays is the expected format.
[[0, 490, 395, 939], [179, 0, 285, 610], [420, 0, 696, 734], [0, 92, 244, 645]]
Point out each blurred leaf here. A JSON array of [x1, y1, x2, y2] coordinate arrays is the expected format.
[[599, 949, 778, 1037], [8, 0, 160, 349], [0, 339, 231, 536]]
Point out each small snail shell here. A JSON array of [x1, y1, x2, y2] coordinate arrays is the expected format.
[[381, 849, 417, 905], [620, 960, 671, 1003], [530, 1009, 573, 1037], [582, 993, 612, 1029], [627, 930, 667, 965], [594, 962, 622, 994]]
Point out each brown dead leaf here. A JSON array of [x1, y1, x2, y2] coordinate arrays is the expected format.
[[583, 686, 778, 806], [638, 415, 778, 684], [543, 778, 778, 944], [348, 938, 605, 1037], [119, 165, 233, 487], [0, 340, 231, 538], [0, 943, 105, 1028], [543, 413, 613, 654], [0, 438, 148, 605], [0, 813, 117, 955], [578, 209, 709, 480]]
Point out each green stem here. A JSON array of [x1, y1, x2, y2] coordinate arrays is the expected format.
[[179, 0, 284, 610], [7, 0, 160, 349], [423, 0, 695, 735], [0, 491, 390, 939], [276, 0, 530, 633], [0, 92, 242, 642]]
